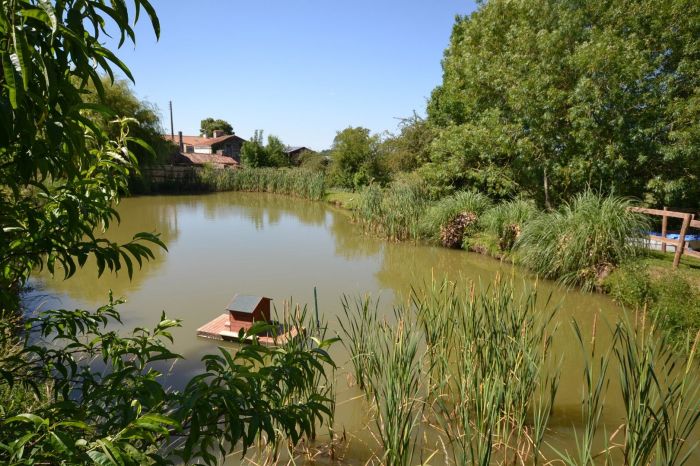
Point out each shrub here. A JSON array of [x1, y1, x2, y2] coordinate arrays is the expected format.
[[481, 199, 539, 251], [515, 192, 650, 291], [419, 191, 492, 244]]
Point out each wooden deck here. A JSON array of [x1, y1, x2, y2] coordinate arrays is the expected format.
[[196, 314, 298, 345]]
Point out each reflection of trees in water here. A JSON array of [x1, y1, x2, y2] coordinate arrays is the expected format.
[[328, 211, 383, 259], [373, 243, 499, 299], [199, 192, 328, 230]]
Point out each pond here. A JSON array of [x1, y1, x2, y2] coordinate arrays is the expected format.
[[25, 192, 698, 464]]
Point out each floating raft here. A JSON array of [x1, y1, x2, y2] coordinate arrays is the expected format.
[[196, 294, 298, 345]]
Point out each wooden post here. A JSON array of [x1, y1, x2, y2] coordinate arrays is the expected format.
[[673, 213, 692, 268], [661, 207, 668, 253]]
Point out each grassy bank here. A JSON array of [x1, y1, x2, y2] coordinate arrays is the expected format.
[[329, 182, 699, 352]]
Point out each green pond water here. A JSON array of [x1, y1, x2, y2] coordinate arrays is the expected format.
[[25, 192, 699, 465]]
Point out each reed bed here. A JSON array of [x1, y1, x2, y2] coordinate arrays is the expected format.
[[354, 179, 429, 241], [337, 276, 700, 466], [196, 167, 326, 200]]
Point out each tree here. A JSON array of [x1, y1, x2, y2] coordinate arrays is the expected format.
[[241, 132, 292, 168], [266, 135, 290, 167], [0, 1, 334, 464], [200, 117, 233, 137], [299, 150, 329, 172], [426, 0, 700, 207], [329, 127, 388, 189], [84, 76, 173, 166], [241, 129, 268, 167], [382, 113, 435, 174]]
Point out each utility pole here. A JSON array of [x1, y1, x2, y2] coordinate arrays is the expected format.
[[169, 100, 174, 141]]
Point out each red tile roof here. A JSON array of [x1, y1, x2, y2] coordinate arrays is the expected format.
[[164, 134, 245, 147], [171, 152, 239, 166]]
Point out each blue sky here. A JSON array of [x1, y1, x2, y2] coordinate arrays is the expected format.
[[115, 1, 477, 150]]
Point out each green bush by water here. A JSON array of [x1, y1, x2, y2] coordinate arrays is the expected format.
[[480, 199, 539, 252], [515, 192, 650, 291], [606, 263, 700, 352], [418, 190, 492, 241]]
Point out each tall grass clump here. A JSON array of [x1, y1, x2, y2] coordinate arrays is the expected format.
[[413, 276, 559, 465], [481, 199, 539, 252], [419, 191, 491, 247], [355, 183, 384, 233], [379, 178, 429, 241], [612, 315, 700, 466], [515, 192, 650, 291], [354, 178, 429, 241], [196, 167, 326, 200], [338, 294, 378, 391], [339, 297, 424, 466], [366, 309, 424, 466]]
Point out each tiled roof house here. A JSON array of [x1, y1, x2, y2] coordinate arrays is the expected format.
[[165, 130, 246, 167]]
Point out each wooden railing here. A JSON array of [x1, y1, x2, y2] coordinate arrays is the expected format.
[[629, 207, 700, 268]]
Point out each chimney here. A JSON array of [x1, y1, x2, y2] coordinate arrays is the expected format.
[[178, 131, 184, 152], [213, 129, 225, 138]]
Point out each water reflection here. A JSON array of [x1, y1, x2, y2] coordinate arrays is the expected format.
[[25, 192, 693, 465]]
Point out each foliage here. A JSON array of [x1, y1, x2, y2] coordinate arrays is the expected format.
[[199, 117, 233, 137], [266, 135, 290, 168], [0, 0, 164, 312], [515, 192, 650, 291], [418, 191, 491, 243], [426, 0, 700, 207], [605, 263, 700, 352], [0, 298, 336, 465], [481, 199, 539, 251], [340, 276, 700, 466], [354, 177, 429, 241], [240, 129, 268, 168], [196, 167, 326, 201], [298, 150, 329, 172], [84, 76, 173, 166], [0, 1, 335, 464], [382, 113, 435, 174], [329, 127, 388, 189], [240, 131, 291, 168], [340, 295, 423, 466]]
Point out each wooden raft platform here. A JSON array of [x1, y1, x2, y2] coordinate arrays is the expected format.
[[196, 313, 298, 345]]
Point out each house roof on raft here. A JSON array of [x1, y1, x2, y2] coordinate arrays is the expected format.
[[225, 295, 271, 314]]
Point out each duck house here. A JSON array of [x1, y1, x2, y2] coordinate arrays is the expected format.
[[197, 294, 298, 345], [226, 295, 271, 324]]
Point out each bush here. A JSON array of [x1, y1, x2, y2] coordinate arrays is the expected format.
[[481, 199, 539, 251], [515, 192, 650, 291], [419, 191, 492, 245]]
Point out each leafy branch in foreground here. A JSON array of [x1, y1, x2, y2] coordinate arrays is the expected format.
[[0, 298, 336, 465]]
